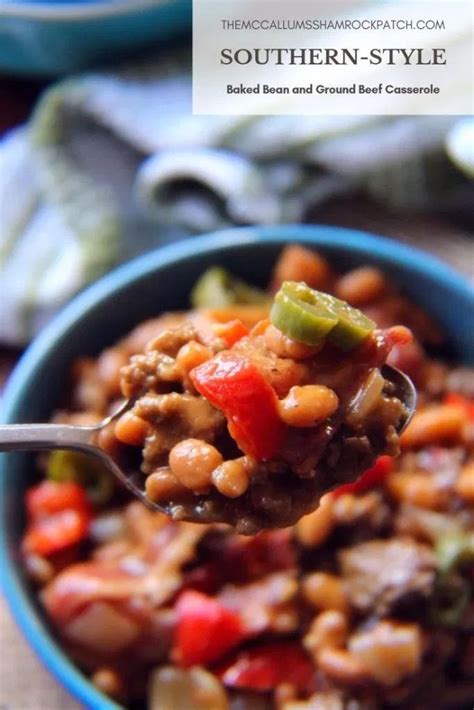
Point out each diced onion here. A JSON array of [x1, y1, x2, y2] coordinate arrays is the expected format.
[[148, 666, 229, 710], [63, 601, 140, 654], [89, 511, 126, 544], [396, 504, 464, 542], [346, 369, 385, 426], [24, 553, 54, 585]]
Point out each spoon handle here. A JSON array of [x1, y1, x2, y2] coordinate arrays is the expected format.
[[0, 423, 97, 453]]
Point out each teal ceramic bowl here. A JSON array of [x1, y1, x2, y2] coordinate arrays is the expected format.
[[0, 0, 190, 76], [1, 226, 473, 709]]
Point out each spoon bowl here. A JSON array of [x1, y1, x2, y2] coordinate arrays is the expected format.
[[0, 364, 416, 516]]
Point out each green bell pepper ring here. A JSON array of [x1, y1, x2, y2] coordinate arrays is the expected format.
[[270, 283, 338, 346], [430, 531, 474, 627], [318, 291, 377, 351], [435, 531, 474, 573], [191, 267, 269, 309], [430, 572, 471, 627], [270, 281, 376, 350]]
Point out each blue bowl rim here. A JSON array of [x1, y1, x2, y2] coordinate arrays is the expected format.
[[0, 0, 179, 22], [1, 224, 473, 710]]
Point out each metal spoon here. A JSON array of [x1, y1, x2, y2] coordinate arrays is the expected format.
[[0, 365, 416, 513]]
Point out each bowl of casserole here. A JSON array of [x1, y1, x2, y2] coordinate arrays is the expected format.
[[1, 225, 473, 709]]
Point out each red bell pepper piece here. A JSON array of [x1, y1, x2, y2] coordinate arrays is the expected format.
[[191, 352, 284, 460], [174, 590, 245, 667], [213, 319, 249, 347], [26, 480, 90, 518], [387, 325, 413, 347], [218, 641, 314, 692], [218, 529, 296, 584], [23, 481, 91, 557], [332, 455, 394, 498], [443, 392, 474, 420], [23, 509, 90, 557]]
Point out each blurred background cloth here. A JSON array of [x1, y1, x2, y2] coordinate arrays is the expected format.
[[1, 54, 473, 346]]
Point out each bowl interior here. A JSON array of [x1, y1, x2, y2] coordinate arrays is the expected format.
[[0, 0, 191, 77], [1, 225, 473, 709]]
